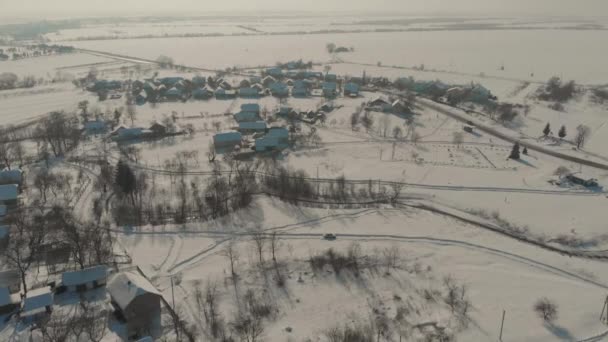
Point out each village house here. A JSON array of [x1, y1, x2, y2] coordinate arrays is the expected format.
[[239, 87, 261, 98], [238, 121, 267, 134], [322, 82, 338, 98], [344, 82, 360, 97], [269, 82, 289, 97], [111, 127, 147, 141], [255, 127, 290, 152], [159, 77, 184, 88], [234, 111, 261, 123], [266, 67, 283, 78], [192, 76, 206, 87], [149, 122, 168, 136], [0, 184, 19, 207], [368, 97, 392, 112], [241, 103, 261, 115], [262, 75, 277, 87], [325, 74, 338, 82], [21, 286, 53, 319], [192, 87, 214, 100], [83, 119, 109, 135], [60, 265, 108, 293], [215, 88, 236, 100], [107, 271, 162, 336], [391, 99, 412, 114], [0, 169, 23, 186], [213, 131, 243, 149]]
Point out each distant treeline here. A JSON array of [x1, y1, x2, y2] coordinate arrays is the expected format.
[[0, 20, 81, 40]]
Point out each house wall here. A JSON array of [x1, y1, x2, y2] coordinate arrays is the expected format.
[[125, 294, 161, 335]]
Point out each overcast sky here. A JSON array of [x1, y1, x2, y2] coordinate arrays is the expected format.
[[1, 0, 607, 18]]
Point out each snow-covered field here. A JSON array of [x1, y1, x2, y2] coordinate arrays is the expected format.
[[118, 197, 608, 342], [1, 14, 608, 342]]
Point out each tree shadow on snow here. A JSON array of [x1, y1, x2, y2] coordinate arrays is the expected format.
[[514, 158, 538, 169], [544, 322, 575, 341]]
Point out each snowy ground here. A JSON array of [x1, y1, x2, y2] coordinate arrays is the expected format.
[[118, 197, 608, 342]]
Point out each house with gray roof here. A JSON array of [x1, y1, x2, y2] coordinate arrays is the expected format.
[[108, 271, 162, 336]]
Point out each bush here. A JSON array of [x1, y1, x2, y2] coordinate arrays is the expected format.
[[534, 297, 558, 323], [537, 77, 577, 102]]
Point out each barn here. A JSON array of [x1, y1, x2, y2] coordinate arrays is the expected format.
[[107, 271, 162, 335]]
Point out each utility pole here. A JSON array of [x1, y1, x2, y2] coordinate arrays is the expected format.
[[600, 296, 608, 325], [499, 310, 506, 341]]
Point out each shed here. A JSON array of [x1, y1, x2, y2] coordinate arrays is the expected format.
[[322, 82, 338, 98], [0, 184, 19, 206], [344, 83, 360, 97], [0, 169, 23, 185], [239, 87, 260, 98], [83, 120, 108, 134], [61, 265, 108, 292], [213, 132, 243, 149], [108, 272, 162, 334], [238, 121, 267, 134], [234, 111, 261, 123], [215, 88, 236, 99], [149, 122, 167, 136], [241, 103, 260, 114], [21, 286, 53, 317]]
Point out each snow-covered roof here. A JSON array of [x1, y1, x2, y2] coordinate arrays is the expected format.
[[107, 271, 161, 311], [241, 103, 260, 113], [0, 169, 22, 184], [0, 184, 18, 201], [0, 287, 19, 307], [61, 265, 108, 287], [214, 131, 242, 143], [22, 286, 53, 313]]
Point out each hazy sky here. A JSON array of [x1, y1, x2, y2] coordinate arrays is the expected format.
[[1, 0, 607, 18]]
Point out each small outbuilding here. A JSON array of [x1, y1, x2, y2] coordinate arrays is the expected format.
[[107, 271, 162, 335], [61, 265, 108, 293], [0, 169, 23, 186], [213, 131, 243, 149], [0, 184, 19, 206], [238, 121, 267, 134], [21, 286, 53, 318]]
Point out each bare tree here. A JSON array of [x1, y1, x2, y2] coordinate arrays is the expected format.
[[382, 245, 400, 274], [222, 239, 240, 279], [574, 125, 591, 148], [251, 229, 267, 267], [452, 132, 464, 147], [4, 210, 45, 295], [392, 126, 403, 141], [534, 297, 558, 323], [195, 280, 223, 338]]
